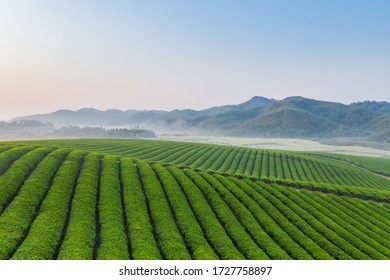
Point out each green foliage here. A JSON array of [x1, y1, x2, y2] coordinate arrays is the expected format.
[[184, 169, 269, 260], [316, 153, 390, 176], [277, 187, 371, 259], [223, 176, 331, 260], [198, 172, 286, 259], [97, 156, 129, 260], [8, 138, 390, 189], [0, 148, 69, 260], [57, 153, 100, 260], [238, 178, 335, 259], [297, 191, 390, 259], [0, 146, 35, 175], [136, 160, 190, 260], [152, 163, 218, 260], [168, 166, 244, 260], [120, 158, 161, 260], [0, 147, 53, 213], [12, 150, 85, 260]]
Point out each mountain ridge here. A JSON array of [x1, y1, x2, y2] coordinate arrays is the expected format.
[[11, 96, 390, 140]]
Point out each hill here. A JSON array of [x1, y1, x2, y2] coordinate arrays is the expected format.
[[0, 139, 389, 260], [12, 96, 390, 140], [190, 96, 389, 138], [351, 100, 390, 116]]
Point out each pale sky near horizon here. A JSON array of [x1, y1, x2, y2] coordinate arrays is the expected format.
[[1, 0, 389, 120]]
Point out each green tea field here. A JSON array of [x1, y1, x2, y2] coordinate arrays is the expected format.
[[0, 139, 389, 260]]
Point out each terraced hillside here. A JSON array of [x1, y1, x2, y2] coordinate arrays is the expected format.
[[0, 140, 389, 260]]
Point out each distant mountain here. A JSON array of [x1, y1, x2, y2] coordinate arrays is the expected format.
[[0, 120, 55, 136], [351, 101, 390, 116], [12, 96, 390, 140], [199, 96, 275, 116], [13, 97, 274, 127], [189, 96, 387, 137], [15, 108, 166, 127]]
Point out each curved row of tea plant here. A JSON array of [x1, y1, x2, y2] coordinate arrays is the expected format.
[[0, 142, 389, 260], [12, 150, 85, 260], [310, 152, 390, 176], [0, 148, 70, 259], [3, 140, 389, 191]]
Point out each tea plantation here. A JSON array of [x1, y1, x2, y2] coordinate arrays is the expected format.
[[0, 139, 389, 259]]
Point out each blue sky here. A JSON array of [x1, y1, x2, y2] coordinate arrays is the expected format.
[[0, 0, 389, 119]]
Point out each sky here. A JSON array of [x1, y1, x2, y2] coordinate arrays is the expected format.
[[1, 0, 389, 120]]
